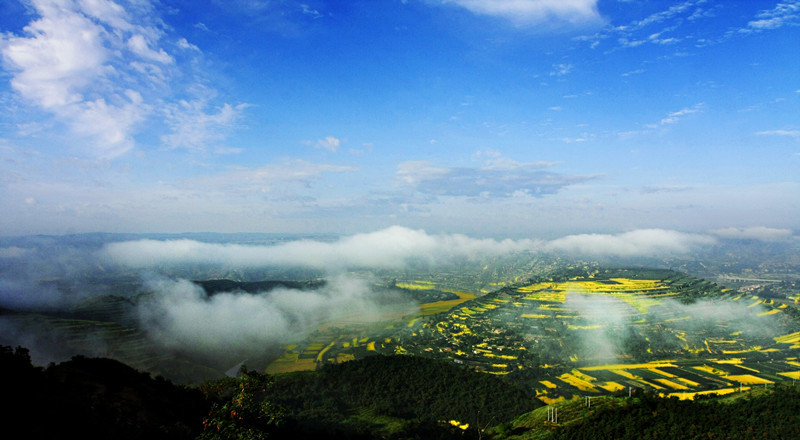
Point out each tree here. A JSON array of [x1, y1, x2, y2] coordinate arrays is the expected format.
[[200, 368, 285, 440]]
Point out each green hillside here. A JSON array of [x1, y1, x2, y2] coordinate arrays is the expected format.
[[493, 385, 800, 440]]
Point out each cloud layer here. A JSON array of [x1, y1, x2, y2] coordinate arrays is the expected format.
[[101, 226, 731, 271], [101, 226, 542, 270], [546, 229, 717, 257]]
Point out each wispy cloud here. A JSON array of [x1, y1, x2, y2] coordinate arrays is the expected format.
[[740, 1, 800, 33], [582, 0, 701, 50], [710, 226, 794, 242], [756, 129, 800, 138], [639, 185, 693, 194], [161, 99, 248, 152], [580, 0, 758, 52], [660, 103, 704, 125], [397, 153, 594, 198], [300, 4, 323, 19], [621, 68, 645, 77], [186, 159, 358, 194], [306, 136, 342, 152], [550, 63, 573, 76], [441, 0, 601, 26], [618, 103, 704, 138]]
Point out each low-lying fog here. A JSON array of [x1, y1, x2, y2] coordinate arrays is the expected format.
[[0, 226, 795, 374]]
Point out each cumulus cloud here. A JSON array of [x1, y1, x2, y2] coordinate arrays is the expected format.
[[441, 0, 601, 26], [397, 156, 595, 198], [545, 229, 716, 257], [0, 0, 240, 158], [101, 226, 542, 270], [0, 0, 159, 157], [710, 226, 794, 242]]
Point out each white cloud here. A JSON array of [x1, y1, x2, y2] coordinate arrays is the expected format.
[[633, 1, 693, 29], [550, 63, 573, 76], [621, 68, 645, 77], [756, 129, 800, 138], [300, 4, 323, 19], [177, 38, 200, 51], [0, 0, 240, 159], [101, 225, 542, 270], [545, 229, 716, 257], [161, 100, 247, 152], [138, 275, 391, 357], [397, 154, 592, 198], [0, 0, 162, 157], [585, 0, 713, 50], [311, 136, 341, 152], [743, 1, 800, 32], [102, 226, 722, 272], [442, 0, 601, 26], [127, 34, 173, 64], [710, 227, 794, 242], [187, 159, 358, 194], [660, 103, 703, 125], [396, 161, 451, 185]]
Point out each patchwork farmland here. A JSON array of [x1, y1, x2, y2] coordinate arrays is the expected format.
[[270, 268, 800, 403]]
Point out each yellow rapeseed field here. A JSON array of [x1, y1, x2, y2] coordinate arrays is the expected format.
[[666, 387, 747, 400], [598, 381, 626, 392], [726, 374, 773, 385], [582, 361, 678, 371], [540, 380, 557, 389], [418, 290, 476, 316], [655, 378, 690, 390], [396, 281, 437, 290], [693, 365, 728, 375], [558, 372, 597, 392]]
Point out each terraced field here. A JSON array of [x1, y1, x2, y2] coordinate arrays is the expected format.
[[363, 269, 800, 402], [252, 269, 800, 401]]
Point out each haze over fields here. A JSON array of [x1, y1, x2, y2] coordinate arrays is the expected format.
[[0, 0, 798, 237]]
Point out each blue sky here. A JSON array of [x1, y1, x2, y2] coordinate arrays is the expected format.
[[0, 0, 798, 238]]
